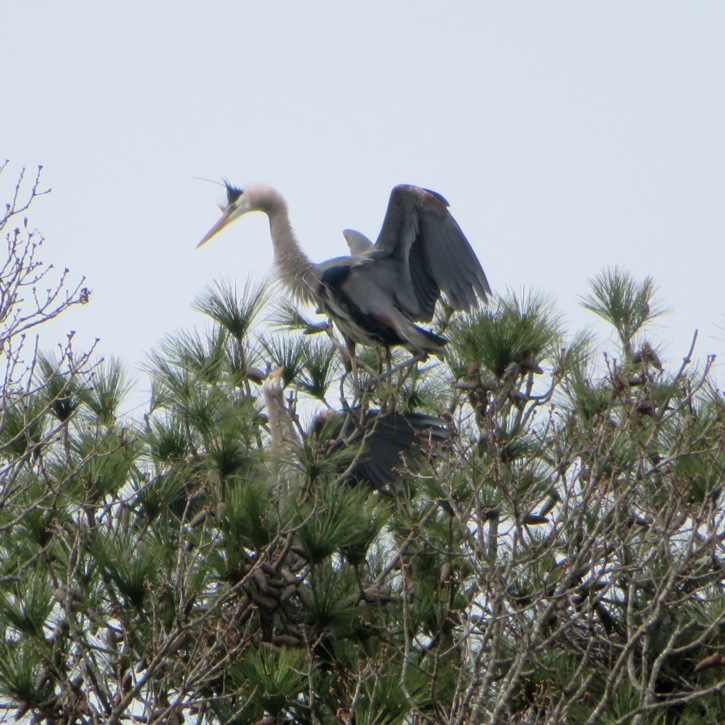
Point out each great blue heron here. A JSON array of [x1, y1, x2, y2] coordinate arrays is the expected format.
[[197, 182, 491, 358], [262, 366, 449, 491]]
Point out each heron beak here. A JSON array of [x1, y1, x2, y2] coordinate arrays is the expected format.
[[196, 209, 234, 249]]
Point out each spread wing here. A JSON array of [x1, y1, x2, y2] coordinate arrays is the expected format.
[[371, 185, 491, 322], [348, 411, 451, 489]]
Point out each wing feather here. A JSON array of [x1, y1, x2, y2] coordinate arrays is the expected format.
[[374, 185, 491, 322]]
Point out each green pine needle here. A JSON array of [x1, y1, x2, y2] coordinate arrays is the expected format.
[[581, 267, 666, 352], [192, 278, 268, 341]]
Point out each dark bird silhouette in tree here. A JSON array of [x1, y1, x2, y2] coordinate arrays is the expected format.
[[262, 367, 449, 492], [197, 182, 491, 361]]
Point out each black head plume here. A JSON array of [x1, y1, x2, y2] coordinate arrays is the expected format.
[[223, 179, 244, 206]]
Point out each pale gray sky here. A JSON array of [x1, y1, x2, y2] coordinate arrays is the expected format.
[[4, 2, 724, 410]]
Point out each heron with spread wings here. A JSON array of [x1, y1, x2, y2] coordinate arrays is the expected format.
[[197, 182, 491, 360]]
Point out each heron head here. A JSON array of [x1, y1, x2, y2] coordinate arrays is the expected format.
[[196, 180, 254, 248]]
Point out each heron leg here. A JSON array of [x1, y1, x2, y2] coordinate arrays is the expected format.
[[363, 353, 425, 391], [395, 354, 418, 395], [346, 338, 360, 400]]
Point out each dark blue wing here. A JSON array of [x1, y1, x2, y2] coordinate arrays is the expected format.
[[373, 185, 491, 322]]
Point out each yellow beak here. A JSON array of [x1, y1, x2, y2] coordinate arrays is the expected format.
[[196, 209, 234, 249]]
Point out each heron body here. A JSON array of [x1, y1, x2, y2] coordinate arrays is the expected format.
[[316, 260, 448, 352], [262, 367, 450, 491], [338, 410, 450, 490], [198, 182, 491, 355]]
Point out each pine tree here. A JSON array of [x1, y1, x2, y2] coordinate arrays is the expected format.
[[1, 169, 724, 724]]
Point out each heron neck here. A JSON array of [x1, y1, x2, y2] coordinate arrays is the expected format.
[[268, 205, 318, 306], [262, 383, 301, 450]]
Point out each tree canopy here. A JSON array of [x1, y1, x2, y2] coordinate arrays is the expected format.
[[1, 166, 724, 724]]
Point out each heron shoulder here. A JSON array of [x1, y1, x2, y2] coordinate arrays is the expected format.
[[319, 260, 353, 288]]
